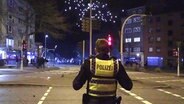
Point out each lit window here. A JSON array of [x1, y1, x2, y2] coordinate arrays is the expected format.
[[6, 38, 14, 47], [134, 37, 140, 42], [156, 37, 161, 41], [0, 50, 6, 59], [149, 47, 153, 52], [133, 16, 141, 23], [133, 27, 141, 32], [125, 38, 131, 43]]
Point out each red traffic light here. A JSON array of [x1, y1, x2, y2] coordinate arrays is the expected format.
[[108, 35, 112, 46], [22, 40, 27, 50], [172, 49, 178, 57]]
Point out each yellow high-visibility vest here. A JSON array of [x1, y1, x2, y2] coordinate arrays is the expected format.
[[88, 58, 119, 97]]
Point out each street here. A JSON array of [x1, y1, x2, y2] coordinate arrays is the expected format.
[[0, 65, 183, 104]]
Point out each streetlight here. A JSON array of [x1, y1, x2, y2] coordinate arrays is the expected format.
[[120, 14, 147, 64], [176, 41, 181, 77], [89, 0, 92, 55], [45, 34, 48, 59], [54, 45, 57, 65], [82, 40, 85, 63]]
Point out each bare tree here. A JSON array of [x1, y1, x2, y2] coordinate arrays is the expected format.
[[25, 0, 71, 39]]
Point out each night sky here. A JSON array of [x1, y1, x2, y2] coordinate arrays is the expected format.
[[36, 0, 184, 58]]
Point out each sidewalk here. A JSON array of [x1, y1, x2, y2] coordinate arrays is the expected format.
[[126, 66, 184, 77], [0, 65, 60, 74]]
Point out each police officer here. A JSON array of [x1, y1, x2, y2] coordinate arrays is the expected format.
[[73, 38, 133, 104]]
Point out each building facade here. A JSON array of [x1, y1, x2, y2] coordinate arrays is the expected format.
[[143, 11, 184, 68], [0, 0, 35, 66], [122, 6, 146, 67], [122, 6, 184, 69]]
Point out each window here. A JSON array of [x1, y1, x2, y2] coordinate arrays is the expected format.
[[126, 19, 132, 24], [168, 20, 173, 26], [133, 47, 140, 52], [7, 25, 12, 33], [148, 17, 153, 23], [8, 14, 14, 23], [133, 17, 141, 23], [18, 29, 23, 34], [148, 47, 153, 52], [18, 18, 23, 24], [168, 50, 173, 56], [156, 28, 161, 32], [148, 37, 154, 43], [8, 15, 12, 20], [138, 9, 143, 14], [134, 37, 140, 42], [148, 28, 153, 33], [6, 38, 14, 47], [125, 47, 132, 52], [133, 16, 141, 23], [125, 28, 132, 33], [18, 7, 24, 12], [156, 37, 161, 42], [168, 40, 173, 47], [125, 38, 131, 43], [156, 16, 161, 22], [133, 27, 141, 32], [156, 47, 161, 52], [8, 0, 14, 7], [168, 30, 173, 36], [125, 48, 129, 52]]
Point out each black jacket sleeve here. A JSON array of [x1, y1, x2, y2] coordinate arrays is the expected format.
[[73, 60, 89, 90], [116, 61, 133, 90]]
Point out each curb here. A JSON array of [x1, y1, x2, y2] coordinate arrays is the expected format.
[[0, 83, 48, 87]]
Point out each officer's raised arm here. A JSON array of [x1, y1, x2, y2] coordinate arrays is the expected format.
[[73, 60, 89, 90], [116, 62, 133, 90]]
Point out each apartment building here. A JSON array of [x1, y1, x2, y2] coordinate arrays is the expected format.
[[144, 11, 184, 68], [0, 0, 35, 66], [122, 6, 184, 68], [122, 6, 146, 67]]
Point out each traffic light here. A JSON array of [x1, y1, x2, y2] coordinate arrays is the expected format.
[[22, 40, 27, 51], [172, 49, 178, 57], [81, 18, 101, 32], [108, 35, 112, 46], [81, 18, 89, 32]]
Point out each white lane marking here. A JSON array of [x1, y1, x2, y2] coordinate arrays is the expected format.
[[37, 87, 53, 104], [157, 89, 184, 100], [37, 101, 43, 104], [120, 88, 152, 104], [135, 76, 175, 80], [156, 79, 184, 83]]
